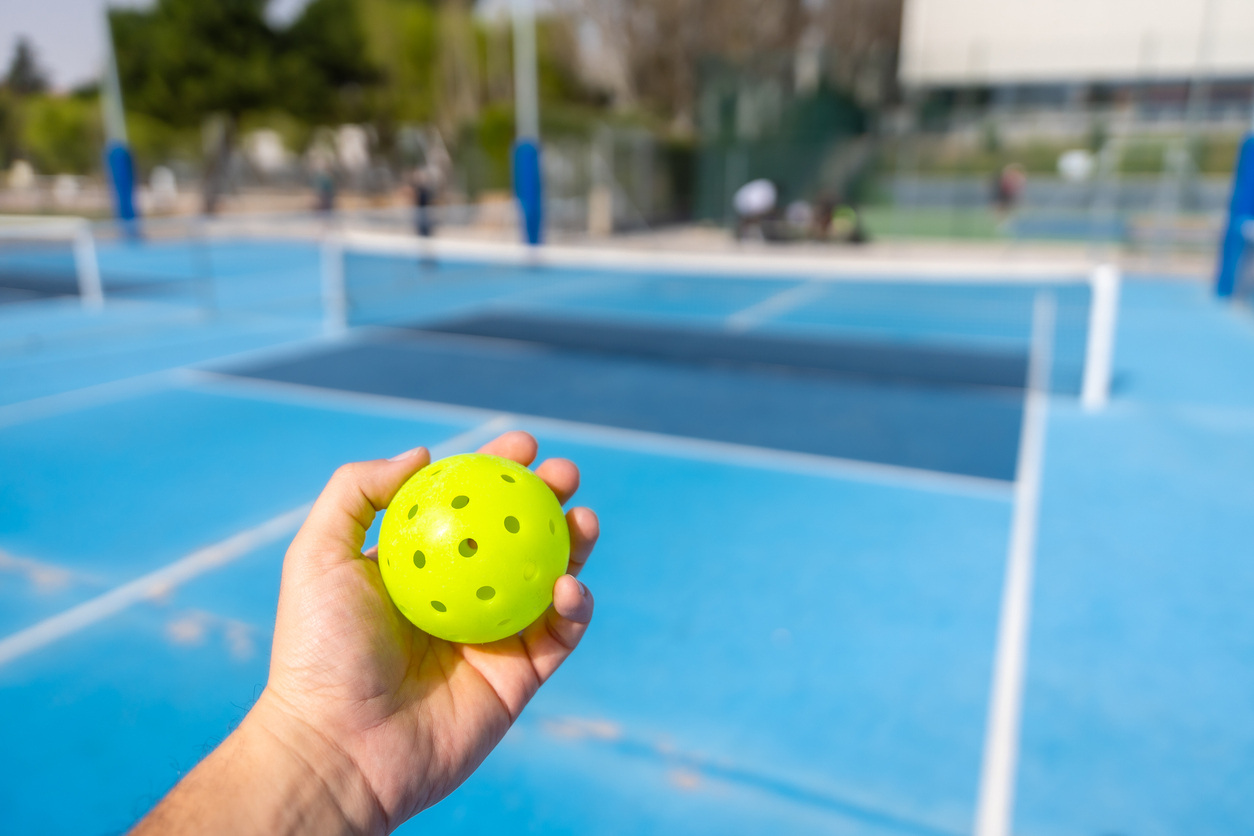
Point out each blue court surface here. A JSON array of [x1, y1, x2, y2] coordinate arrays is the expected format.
[[2, 234, 1253, 835]]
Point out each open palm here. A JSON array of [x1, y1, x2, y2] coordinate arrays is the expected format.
[[259, 431, 598, 831]]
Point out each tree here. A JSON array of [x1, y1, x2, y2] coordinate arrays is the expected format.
[[281, 0, 381, 122], [110, 0, 386, 210], [3, 37, 50, 96], [110, 0, 279, 128]]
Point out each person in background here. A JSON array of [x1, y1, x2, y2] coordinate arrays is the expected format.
[[313, 165, 336, 214], [993, 162, 1026, 223], [732, 178, 777, 241], [412, 166, 435, 238]]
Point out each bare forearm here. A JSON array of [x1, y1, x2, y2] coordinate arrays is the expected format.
[[130, 693, 384, 836]]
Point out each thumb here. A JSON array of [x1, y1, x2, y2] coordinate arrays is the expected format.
[[290, 446, 430, 562]]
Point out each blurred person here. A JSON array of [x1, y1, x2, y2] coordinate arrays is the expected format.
[[313, 168, 336, 214], [993, 162, 1026, 221], [129, 431, 599, 836], [733, 178, 777, 241], [785, 200, 814, 239], [829, 203, 868, 244], [811, 192, 837, 240], [412, 166, 437, 238]]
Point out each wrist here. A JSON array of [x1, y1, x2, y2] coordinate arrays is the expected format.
[[240, 690, 388, 836], [130, 689, 386, 836]]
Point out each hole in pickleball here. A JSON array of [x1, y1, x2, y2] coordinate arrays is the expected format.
[[500, 474, 515, 483], [413, 550, 425, 568], [451, 495, 469, 509], [430, 601, 446, 612], [549, 519, 555, 534], [504, 516, 520, 533], [407, 505, 418, 519], [498, 618, 510, 626], [477, 586, 496, 600], [523, 561, 537, 581], [459, 538, 478, 557]]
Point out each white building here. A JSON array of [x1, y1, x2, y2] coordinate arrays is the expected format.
[[900, 0, 1254, 87]]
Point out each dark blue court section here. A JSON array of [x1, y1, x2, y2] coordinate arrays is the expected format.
[[227, 325, 1025, 480], [421, 311, 1032, 390]]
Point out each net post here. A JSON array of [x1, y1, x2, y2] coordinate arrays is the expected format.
[[321, 231, 347, 336], [72, 221, 104, 311], [1081, 263, 1120, 411]]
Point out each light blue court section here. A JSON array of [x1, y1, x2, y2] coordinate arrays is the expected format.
[[782, 283, 1076, 345], [96, 239, 325, 318], [0, 428, 1013, 835], [499, 273, 804, 327], [1017, 402, 1254, 836], [0, 580, 276, 836], [1108, 278, 1254, 409], [97, 238, 321, 286], [1014, 279, 1254, 834], [0, 387, 476, 635], [413, 437, 1013, 834], [0, 299, 322, 406]]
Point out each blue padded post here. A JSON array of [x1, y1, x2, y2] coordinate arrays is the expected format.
[[1216, 133, 1254, 297], [512, 139, 544, 246]]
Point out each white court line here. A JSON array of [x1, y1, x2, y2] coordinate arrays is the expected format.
[[339, 229, 1097, 283], [0, 328, 350, 431], [0, 367, 186, 431], [0, 417, 511, 670], [972, 293, 1055, 836], [0, 506, 310, 669], [725, 281, 829, 332], [182, 370, 1014, 501]]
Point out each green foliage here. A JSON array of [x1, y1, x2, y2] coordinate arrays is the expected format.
[[0, 93, 20, 169], [358, 0, 439, 123], [124, 111, 200, 172], [21, 95, 102, 173], [279, 0, 381, 122], [111, 0, 279, 125], [470, 102, 514, 191]]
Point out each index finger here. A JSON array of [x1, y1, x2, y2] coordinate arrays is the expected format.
[[477, 431, 579, 504], [477, 431, 537, 465]]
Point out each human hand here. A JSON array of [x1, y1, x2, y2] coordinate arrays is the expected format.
[[132, 431, 598, 836]]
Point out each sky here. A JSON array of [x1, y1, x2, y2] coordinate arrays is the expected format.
[[0, 0, 312, 91]]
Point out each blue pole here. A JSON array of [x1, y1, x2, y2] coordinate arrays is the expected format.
[[105, 141, 139, 226], [1216, 133, 1254, 297], [513, 139, 543, 246]]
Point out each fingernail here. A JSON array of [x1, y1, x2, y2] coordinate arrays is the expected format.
[[579, 581, 589, 597], [389, 446, 425, 462]]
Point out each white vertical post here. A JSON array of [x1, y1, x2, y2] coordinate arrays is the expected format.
[[72, 221, 104, 311], [511, 0, 539, 142], [100, 12, 129, 147], [1081, 264, 1121, 411], [321, 233, 347, 336]]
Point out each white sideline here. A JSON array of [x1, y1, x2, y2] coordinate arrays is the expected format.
[[725, 281, 828, 332], [0, 417, 511, 670], [972, 293, 1055, 836]]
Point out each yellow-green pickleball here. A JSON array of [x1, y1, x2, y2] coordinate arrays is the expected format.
[[378, 453, 570, 643]]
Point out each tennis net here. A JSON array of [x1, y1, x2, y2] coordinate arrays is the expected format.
[[326, 229, 1119, 407], [0, 217, 102, 308]]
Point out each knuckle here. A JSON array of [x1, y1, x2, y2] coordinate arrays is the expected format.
[[332, 461, 362, 484]]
